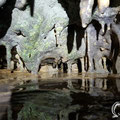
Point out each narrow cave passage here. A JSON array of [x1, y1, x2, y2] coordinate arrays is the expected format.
[[0, 45, 7, 69]]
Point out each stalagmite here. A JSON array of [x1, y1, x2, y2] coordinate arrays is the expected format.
[[15, 54, 26, 71], [10, 60, 14, 70], [99, 21, 105, 33], [81, 57, 85, 72]]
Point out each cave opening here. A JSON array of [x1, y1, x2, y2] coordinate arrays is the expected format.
[[0, 45, 7, 69]]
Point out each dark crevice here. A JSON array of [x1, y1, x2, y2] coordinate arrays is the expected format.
[[92, 19, 101, 40], [77, 59, 82, 73], [0, 45, 7, 69], [67, 24, 75, 53], [0, 0, 16, 38], [14, 30, 26, 37], [109, 30, 119, 74], [110, 0, 120, 7]]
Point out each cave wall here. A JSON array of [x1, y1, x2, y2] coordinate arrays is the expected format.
[[0, 0, 120, 74]]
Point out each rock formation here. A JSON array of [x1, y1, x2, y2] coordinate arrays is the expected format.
[[0, 0, 120, 74]]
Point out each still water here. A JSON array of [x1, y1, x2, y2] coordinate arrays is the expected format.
[[0, 70, 120, 120]]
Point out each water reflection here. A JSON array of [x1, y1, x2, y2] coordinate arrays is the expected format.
[[0, 77, 120, 120], [0, 84, 11, 120]]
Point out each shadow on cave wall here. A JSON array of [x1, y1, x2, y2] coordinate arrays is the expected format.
[[110, 0, 120, 7], [0, 0, 35, 39], [0, 45, 7, 69], [109, 30, 120, 74], [58, 0, 85, 54], [0, 0, 16, 38]]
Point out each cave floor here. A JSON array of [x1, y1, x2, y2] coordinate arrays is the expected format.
[[0, 69, 120, 120]]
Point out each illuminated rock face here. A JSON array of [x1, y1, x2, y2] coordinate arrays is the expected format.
[[0, 0, 120, 74], [97, 0, 110, 14], [80, 0, 94, 28]]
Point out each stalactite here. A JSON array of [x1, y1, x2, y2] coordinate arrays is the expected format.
[[80, 0, 94, 27], [97, 0, 110, 14], [0, 0, 6, 7], [94, 6, 120, 34], [15, 0, 27, 9], [0, 0, 120, 74]]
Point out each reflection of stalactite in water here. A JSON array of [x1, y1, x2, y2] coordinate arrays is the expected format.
[[102, 79, 107, 90], [0, 0, 120, 74], [81, 78, 109, 94], [107, 78, 119, 95], [81, 79, 90, 92], [67, 80, 74, 89]]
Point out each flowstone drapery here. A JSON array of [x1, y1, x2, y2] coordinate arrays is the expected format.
[[0, 0, 120, 74]]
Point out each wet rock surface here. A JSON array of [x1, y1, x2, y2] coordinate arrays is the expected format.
[[0, 0, 120, 120], [0, 0, 120, 74]]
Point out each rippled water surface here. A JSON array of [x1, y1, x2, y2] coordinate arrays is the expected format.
[[0, 70, 120, 120]]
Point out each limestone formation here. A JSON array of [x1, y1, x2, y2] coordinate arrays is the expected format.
[[97, 0, 110, 14], [0, 0, 6, 7], [15, 0, 27, 9], [0, 0, 120, 74]]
